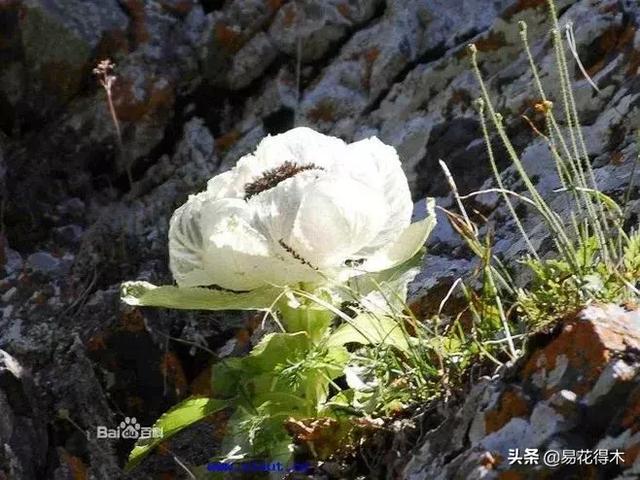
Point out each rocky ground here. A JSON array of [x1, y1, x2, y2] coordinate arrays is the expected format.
[[1, 0, 640, 478]]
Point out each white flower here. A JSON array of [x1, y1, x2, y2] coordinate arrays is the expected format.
[[168, 127, 434, 291]]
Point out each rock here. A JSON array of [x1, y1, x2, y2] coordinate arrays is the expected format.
[[0, 350, 47, 480], [1, 239, 23, 278], [26, 252, 62, 275], [268, 0, 383, 62], [200, 0, 281, 89], [404, 305, 640, 479], [2, 0, 640, 478], [0, 0, 129, 121]]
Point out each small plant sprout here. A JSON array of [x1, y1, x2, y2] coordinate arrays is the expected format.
[[93, 59, 131, 187]]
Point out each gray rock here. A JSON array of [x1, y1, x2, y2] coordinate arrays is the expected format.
[[268, 0, 382, 62], [26, 252, 62, 274], [0, 350, 47, 480], [3, 0, 640, 478]]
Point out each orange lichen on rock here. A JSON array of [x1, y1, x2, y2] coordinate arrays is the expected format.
[[60, 449, 88, 480], [112, 76, 175, 123], [215, 130, 241, 153], [41, 61, 85, 100], [522, 306, 640, 397], [159, 0, 194, 17], [337, 3, 353, 21], [610, 151, 624, 166], [119, 308, 146, 332], [457, 31, 507, 60], [234, 327, 251, 348], [475, 31, 508, 53], [361, 46, 380, 90], [621, 386, 640, 432], [585, 24, 636, 78], [190, 364, 213, 396], [625, 442, 640, 465], [484, 387, 531, 434], [282, 3, 297, 28], [214, 22, 245, 53], [497, 471, 526, 480], [267, 0, 283, 13], [86, 333, 108, 352], [626, 49, 640, 77], [121, 0, 150, 46], [94, 29, 130, 60]]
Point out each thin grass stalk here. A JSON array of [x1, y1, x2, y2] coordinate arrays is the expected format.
[[519, 22, 580, 184], [552, 28, 611, 259], [468, 44, 578, 268], [519, 21, 590, 237], [440, 161, 517, 359], [475, 98, 540, 260], [546, 0, 611, 259]]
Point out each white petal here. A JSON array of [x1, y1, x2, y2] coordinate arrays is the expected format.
[[200, 199, 321, 290], [249, 171, 319, 250], [207, 127, 346, 200], [288, 175, 387, 268], [341, 137, 413, 255], [169, 191, 216, 288], [206, 169, 245, 200], [252, 127, 345, 172], [361, 198, 436, 273]]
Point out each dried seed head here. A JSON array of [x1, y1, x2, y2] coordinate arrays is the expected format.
[[534, 100, 554, 115], [93, 58, 117, 90]]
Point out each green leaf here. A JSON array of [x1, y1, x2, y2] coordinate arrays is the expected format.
[[211, 357, 245, 398], [126, 397, 228, 471], [326, 314, 410, 353], [121, 281, 282, 311], [624, 230, 640, 272], [245, 332, 312, 371], [277, 293, 335, 342]]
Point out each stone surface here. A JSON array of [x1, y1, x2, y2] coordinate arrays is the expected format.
[[2, 0, 640, 478], [0, 350, 47, 480], [403, 305, 640, 479]]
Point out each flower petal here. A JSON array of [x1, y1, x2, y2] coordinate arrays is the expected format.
[[207, 127, 346, 200], [342, 137, 413, 255], [168, 191, 215, 288], [287, 175, 387, 269], [201, 199, 321, 290], [360, 198, 436, 273], [252, 127, 345, 172]]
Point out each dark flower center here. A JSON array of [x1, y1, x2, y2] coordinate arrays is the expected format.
[[244, 161, 323, 200]]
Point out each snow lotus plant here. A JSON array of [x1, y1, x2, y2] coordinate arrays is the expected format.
[[121, 127, 436, 471]]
